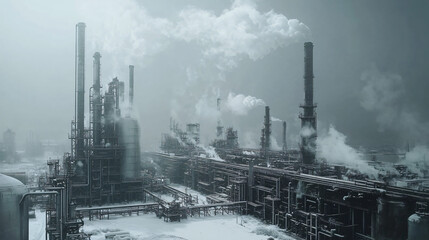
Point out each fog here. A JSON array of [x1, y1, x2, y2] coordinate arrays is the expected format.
[[1, 0, 428, 152]]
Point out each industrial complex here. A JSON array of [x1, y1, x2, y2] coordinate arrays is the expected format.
[[1, 20, 429, 240]]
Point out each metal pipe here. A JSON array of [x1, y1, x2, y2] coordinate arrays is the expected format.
[[20, 191, 59, 240]]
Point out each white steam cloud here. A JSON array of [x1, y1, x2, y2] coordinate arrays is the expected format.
[[270, 136, 282, 151], [360, 64, 429, 142], [401, 146, 429, 177], [271, 116, 283, 122], [225, 92, 265, 115], [80, 0, 310, 71], [173, 0, 310, 69], [317, 125, 379, 178]]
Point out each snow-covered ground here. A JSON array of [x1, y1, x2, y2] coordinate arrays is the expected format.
[[28, 183, 297, 240], [28, 206, 296, 240], [83, 213, 296, 240], [29, 209, 46, 240]]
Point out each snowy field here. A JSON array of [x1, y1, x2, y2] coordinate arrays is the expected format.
[[14, 158, 296, 240], [28, 205, 296, 240], [83, 213, 296, 240], [28, 183, 297, 240]]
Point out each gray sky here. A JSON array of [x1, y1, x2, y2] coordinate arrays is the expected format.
[[1, 0, 428, 151]]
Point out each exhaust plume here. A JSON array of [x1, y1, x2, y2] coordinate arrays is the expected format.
[[317, 125, 379, 178], [271, 117, 283, 122], [224, 92, 265, 115], [360, 64, 429, 143]]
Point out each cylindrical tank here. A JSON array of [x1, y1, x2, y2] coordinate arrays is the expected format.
[[0, 173, 28, 239], [118, 117, 141, 180], [408, 213, 429, 240], [375, 195, 411, 240]]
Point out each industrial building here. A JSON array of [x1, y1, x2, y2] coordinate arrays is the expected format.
[[2, 21, 429, 240]]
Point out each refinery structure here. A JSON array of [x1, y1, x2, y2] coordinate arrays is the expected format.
[[1, 19, 429, 240]]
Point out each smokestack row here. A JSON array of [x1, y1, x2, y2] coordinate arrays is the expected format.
[[299, 42, 317, 164]]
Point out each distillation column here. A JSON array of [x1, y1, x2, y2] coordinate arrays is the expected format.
[[299, 42, 317, 164], [129, 65, 134, 107], [75, 22, 86, 158], [282, 121, 287, 152], [93, 52, 102, 146]]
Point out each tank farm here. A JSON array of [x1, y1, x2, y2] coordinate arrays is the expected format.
[[1, 22, 429, 240]]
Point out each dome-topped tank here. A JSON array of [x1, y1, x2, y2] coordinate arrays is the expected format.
[[0, 173, 28, 239], [408, 213, 429, 240]]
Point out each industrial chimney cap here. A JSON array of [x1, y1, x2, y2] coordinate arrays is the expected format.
[[304, 42, 313, 47], [93, 52, 101, 58], [76, 22, 86, 28]]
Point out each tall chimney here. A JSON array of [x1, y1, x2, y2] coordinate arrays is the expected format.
[[282, 121, 287, 152], [129, 65, 134, 107], [264, 106, 271, 151], [216, 98, 223, 138], [75, 22, 86, 157], [93, 52, 102, 145], [299, 42, 317, 164]]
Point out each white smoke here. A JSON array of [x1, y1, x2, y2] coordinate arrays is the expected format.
[[225, 92, 265, 115], [243, 131, 259, 149], [360, 64, 429, 142], [270, 116, 283, 122], [300, 126, 316, 138], [317, 125, 379, 178], [270, 136, 282, 151], [173, 0, 310, 69], [79, 0, 310, 71], [401, 145, 429, 177], [199, 145, 224, 162]]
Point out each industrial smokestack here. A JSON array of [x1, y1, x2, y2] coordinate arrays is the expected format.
[[264, 106, 271, 151], [282, 121, 287, 152], [75, 22, 86, 157], [93, 52, 102, 145], [129, 65, 134, 107], [260, 106, 271, 155], [216, 98, 223, 138], [299, 42, 317, 164]]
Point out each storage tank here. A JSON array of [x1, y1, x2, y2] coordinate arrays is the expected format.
[[375, 195, 411, 240], [118, 117, 141, 180], [408, 213, 429, 240], [0, 173, 28, 239]]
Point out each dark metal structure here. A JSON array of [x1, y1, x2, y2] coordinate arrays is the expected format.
[[299, 42, 317, 165], [283, 121, 287, 152], [66, 23, 143, 207], [260, 106, 271, 159]]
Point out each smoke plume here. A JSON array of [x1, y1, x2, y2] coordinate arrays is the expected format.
[[224, 92, 265, 115], [401, 145, 429, 177], [270, 136, 282, 151], [271, 117, 283, 122], [173, 0, 310, 69], [317, 125, 379, 178], [360, 64, 429, 143]]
